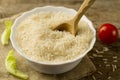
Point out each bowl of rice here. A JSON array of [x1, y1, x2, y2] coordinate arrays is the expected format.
[[10, 6, 96, 74]]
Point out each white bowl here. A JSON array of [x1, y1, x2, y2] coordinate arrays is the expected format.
[[10, 6, 96, 74]]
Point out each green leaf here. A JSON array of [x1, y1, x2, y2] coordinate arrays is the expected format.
[[5, 50, 29, 80], [1, 20, 13, 45], [5, 20, 13, 29]]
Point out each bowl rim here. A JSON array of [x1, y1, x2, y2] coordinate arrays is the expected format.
[[10, 6, 96, 65]]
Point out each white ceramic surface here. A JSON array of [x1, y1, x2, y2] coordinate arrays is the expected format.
[[10, 6, 96, 74]]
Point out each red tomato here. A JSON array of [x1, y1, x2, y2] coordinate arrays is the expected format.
[[98, 23, 118, 44]]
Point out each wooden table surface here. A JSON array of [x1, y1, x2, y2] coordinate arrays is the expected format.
[[80, 0, 120, 80], [0, 0, 120, 80]]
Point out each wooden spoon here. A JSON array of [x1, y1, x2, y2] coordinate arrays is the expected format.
[[53, 0, 95, 35]]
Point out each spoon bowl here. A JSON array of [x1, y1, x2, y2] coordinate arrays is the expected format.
[[53, 0, 95, 35]]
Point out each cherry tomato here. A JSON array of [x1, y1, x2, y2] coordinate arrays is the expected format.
[[98, 23, 118, 44]]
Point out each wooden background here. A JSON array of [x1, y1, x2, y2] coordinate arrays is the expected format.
[[0, 0, 120, 80]]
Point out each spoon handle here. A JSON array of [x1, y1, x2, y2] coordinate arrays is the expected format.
[[74, 0, 95, 25]]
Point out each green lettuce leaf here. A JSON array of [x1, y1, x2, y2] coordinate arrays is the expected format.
[[1, 20, 13, 45], [5, 50, 28, 80]]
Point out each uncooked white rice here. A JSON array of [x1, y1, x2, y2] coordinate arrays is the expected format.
[[16, 11, 94, 63]]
